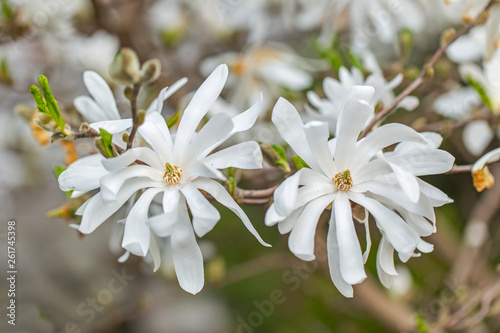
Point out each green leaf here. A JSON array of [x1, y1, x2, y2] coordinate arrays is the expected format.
[[227, 176, 235, 197], [2, 0, 12, 19], [53, 165, 67, 178], [466, 74, 493, 110], [271, 145, 287, 161], [38, 75, 66, 134], [166, 110, 181, 128], [99, 128, 114, 157], [30, 85, 48, 113], [414, 314, 429, 333], [291, 155, 310, 170], [259, 142, 291, 174]]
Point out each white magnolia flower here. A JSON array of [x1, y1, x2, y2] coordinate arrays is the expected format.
[[59, 64, 270, 294], [435, 51, 500, 155], [201, 43, 323, 111], [306, 66, 419, 133], [445, 0, 500, 61], [266, 88, 452, 297], [74, 71, 187, 139]]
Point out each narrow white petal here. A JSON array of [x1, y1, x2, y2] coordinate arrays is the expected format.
[[349, 193, 420, 259], [193, 178, 271, 247], [89, 119, 133, 134], [278, 207, 303, 234], [182, 112, 233, 166], [335, 98, 373, 170], [122, 188, 163, 256], [203, 141, 263, 170], [139, 113, 174, 162], [376, 235, 396, 288], [288, 194, 334, 261], [264, 204, 285, 227], [171, 201, 204, 294], [102, 147, 164, 171], [147, 189, 180, 237], [83, 71, 120, 120], [174, 64, 228, 159], [335, 191, 367, 285], [181, 183, 220, 237], [350, 123, 426, 168], [388, 162, 420, 203], [146, 77, 188, 114], [58, 154, 107, 193], [271, 98, 322, 171], [463, 120, 494, 156], [304, 121, 336, 177], [74, 96, 106, 123], [149, 233, 161, 272], [100, 165, 164, 202], [327, 211, 354, 298]]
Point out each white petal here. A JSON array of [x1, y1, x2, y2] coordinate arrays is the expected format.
[[102, 147, 164, 171], [171, 201, 204, 294], [397, 96, 419, 111], [147, 189, 180, 237], [335, 98, 374, 170], [278, 207, 303, 234], [193, 178, 271, 247], [463, 120, 494, 156], [350, 123, 426, 169], [89, 119, 132, 134], [58, 154, 107, 192], [146, 77, 188, 114], [388, 162, 420, 203], [335, 191, 367, 285], [173, 64, 228, 159], [272, 170, 302, 217], [74, 96, 107, 123], [79, 178, 159, 233], [349, 193, 419, 259], [376, 235, 396, 289], [203, 141, 263, 170], [83, 71, 120, 120], [225, 93, 262, 139], [259, 61, 312, 90], [100, 165, 164, 202], [264, 204, 286, 227], [149, 233, 161, 272], [327, 210, 354, 298], [288, 194, 334, 261], [122, 188, 163, 256], [139, 112, 174, 162], [304, 121, 335, 177], [182, 112, 233, 166], [271, 98, 322, 171], [181, 183, 220, 237]]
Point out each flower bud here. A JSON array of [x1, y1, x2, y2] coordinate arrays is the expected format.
[[440, 28, 456, 47], [140, 59, 161, 85], [109, 48, 141, 85], [137, 109, 146, 126]]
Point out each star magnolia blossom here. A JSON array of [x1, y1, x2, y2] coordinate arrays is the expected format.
[[59, 64, 270, 294], [200, 43, 322, 111], [306, 66, 419, 133], [74, 70, 187, 138], [266, 88, 453, 297], [445, 0, 500, 61]]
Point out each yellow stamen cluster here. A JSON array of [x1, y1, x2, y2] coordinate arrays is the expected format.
[[164, 163, 182, 184], [334, 170, 353, 191]]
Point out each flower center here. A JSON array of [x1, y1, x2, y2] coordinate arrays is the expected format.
[[333, 170, 353, 191], [164, 163, 182, 184]]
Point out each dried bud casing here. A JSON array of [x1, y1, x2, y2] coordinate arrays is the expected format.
[[140, 59, 161, 85], [109, 48, 141, 85]]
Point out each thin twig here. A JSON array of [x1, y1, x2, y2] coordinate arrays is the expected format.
[[126, 83, 142, 150], [360, 1, 496, 138]]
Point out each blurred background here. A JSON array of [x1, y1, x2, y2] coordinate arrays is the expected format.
[[1, 0, 500, 332]]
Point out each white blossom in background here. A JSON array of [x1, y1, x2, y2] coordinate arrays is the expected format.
[[306, 66, 419, 133], [266, 87, 453, 297], [73, 70, 187, 145], [59, 64, 270, 294], [435, 50, 500, 155], [445, 0, 500, 61], [201, 43, 323, 111]]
